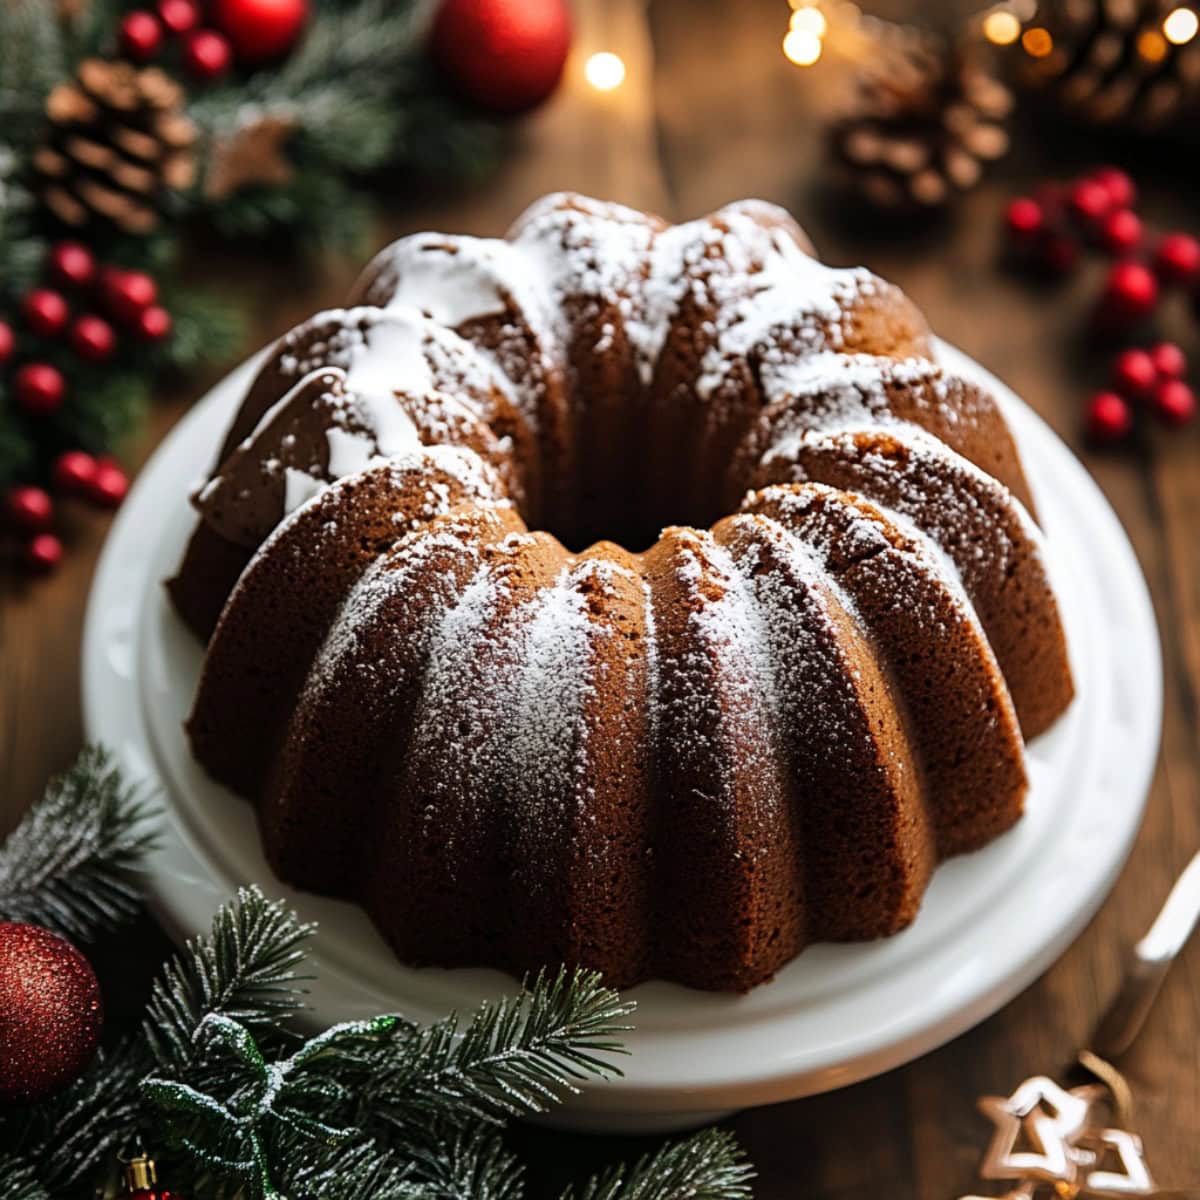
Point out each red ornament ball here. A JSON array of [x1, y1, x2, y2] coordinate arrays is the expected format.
[[212, 0, 309, 62], [71, 314, 117, 362], [6, 486, 53, 532], [1085, 391, 1134, 443], [120, 10, 163, 60], [25, 533, 64, 574], [23, 289, 70, 338], [1153, 232, 1200, 286], [89, 459, 130, 507], [183, 28, 233, 80], [1068, 178, 1111, 227], [136, 305, 173, 342], [50, 241, 97, 289], [101, 269, 158, 324], [432, 0, 571, 114], [1112, 347, 1158, 399], [1148, 341, 1187, 381], [1091, 166, 1136, 210], [158, 0, 201, 35], [0, 923, 102, 1102], [1005, 196, 1044, 241], [1100, 209, 1142, 256], [1098, 261, 1159, 324], [0, 320, 13, 364], [1153, 379, 1197, 426], [14, 363, 66, 415], [53, 450, 99, 494]]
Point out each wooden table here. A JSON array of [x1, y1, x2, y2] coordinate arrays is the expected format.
[[3, 0, 1198, 1193]]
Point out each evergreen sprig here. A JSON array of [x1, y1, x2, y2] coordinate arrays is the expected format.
[[0, 746, 158, 942]]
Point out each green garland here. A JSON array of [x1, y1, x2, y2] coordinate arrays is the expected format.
[[0, 0, 502, 495], [0, 750, 756, 1200]]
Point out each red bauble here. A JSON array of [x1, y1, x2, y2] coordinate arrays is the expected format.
[[1153, 232, 1200, 286], [1100, 209, 1142, 256], [71, 314, 117, 362], [0, 320, 13, 364], [1005, 196, 1044, 241], [120, 10, 163, 60], [1085, 391, 1134, 443], [1097, 261, 1159, 325], [101, 269, 158, 324], [14, 364, 66, 414], [158, 0, 201, 35], [1112, 347, 1157, 399], [1092, 166, 1136, 210], [50, 241, 97, 289], [212, 0, 309, 62], [432, 0, 571, 114], [25, 533, 64, 573], [1148, 341, 1187, 381], [136, 305, 173, 342], [1067, 178, 1111, 227], [6, 486, 53, 532], [53, 450, 99, 494], [89, 459, 130, 507], [183, 28, 233, 79], [23, 289, 70, 337], [1153, 379, 1197, 426], [0, 923, 102, 1102]]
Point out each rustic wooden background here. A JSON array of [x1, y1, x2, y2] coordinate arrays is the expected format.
[[3, 0, 1199, 1193]]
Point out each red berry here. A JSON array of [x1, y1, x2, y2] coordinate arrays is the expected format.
[[1148, 341, 1187, 381], [26, 533, 63, 573], [52, 450, 98, 494], [1068, 178, 1112, 227], [1153, 232, 1200, 286], [184, 28, 233, 79], [89, 459, 130, 507], [1092, 166, 1137, 210], [1005, 197, 1044, 241], [158, 0, 200, 33], [22, 289, 70, 337], [14, 363, 66, 414], [49, 241, 97, 289], [135, 304, 172, 342], [1039, 233, 1079, 275], [212, 0, 310, 63], [101, 269, 158, 324], [1085, 391, 1134, 443], [0, 320, 13, 364], [1098, 261, 1159, 323], [1112, 347, 1158, 399], [70, 314, 117, 362], [6, 486, 53, 532], [1152, 379, 1197, 426], [1100, 209, 1143, 256], [119, 9, 163, 59]]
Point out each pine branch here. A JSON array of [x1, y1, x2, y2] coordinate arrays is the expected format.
[[0, 746, 157, 942], [159, 287, 249, 373], [142, 886, 314, 1075], [367, 968, 635, 1131], [0, 1155, 49, 1200], [561, 1129, 755, 1200], [404, 1123, 526, 1200], [0, 1, 70, 153], [51, 368, 152, 455]]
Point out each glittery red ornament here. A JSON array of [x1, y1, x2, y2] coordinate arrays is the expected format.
[[71, 314, 117, 361], [212, 0, 308, 62], [1148, 341, 1187, 381], [23, 288, 70, 337], [1068, 178, 1111, 227], [6, 486, 54, 532], [1096, 261, 1158, 327], [1005, 196, 1044, 241], [0, 319, 14, 364], [1085, 391, 1133, 443], [1092, 166, 1136, 210], [0, 922, 102, 1103], [1152, 379, 1196, 426], [15, 363, 66, 414], [89, 459, 130, 507], [53, 450, 99, 494], [1099, 209, 1142, 256], [158, 0, 201, 35], [101, 269, 158, 324], [1153, 232, 1200, 286], [184, 28, 234, 79], [120, 10, 164, 60], [1112, 347, 1157, 399], [432, 0, 571, 114], [25, 533, 64, 573], [50, 241, 97, 289], [135, 304, 173, 342]]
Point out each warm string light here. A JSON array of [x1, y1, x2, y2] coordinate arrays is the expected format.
[[982, 9, 1021, 45], [986, 2, 1199, 58], [1163, 5, 1199, 44], [584, 51, 626, 92], [782, 2, 827, 65]]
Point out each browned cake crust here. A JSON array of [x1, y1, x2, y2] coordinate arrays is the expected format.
[[171, 193, 1074, 992]]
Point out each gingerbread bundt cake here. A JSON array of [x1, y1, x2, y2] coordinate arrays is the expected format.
[[169, 193, 1073, 992]]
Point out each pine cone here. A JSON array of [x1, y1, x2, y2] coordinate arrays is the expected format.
[[35, 58, 197, 235], [831, 48, 1013, 211], [1014, 0, 1200, 130]]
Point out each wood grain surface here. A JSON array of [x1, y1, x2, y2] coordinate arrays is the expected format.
[[3, 0, 1198, 1194]]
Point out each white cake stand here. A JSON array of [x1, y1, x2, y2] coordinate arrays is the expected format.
[[82, 341, 1161, 1134]]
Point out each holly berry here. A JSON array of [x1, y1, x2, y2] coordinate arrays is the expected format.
[[184, 28, 233, 79], [1097, 261, 1159, 325], [49, 241, 97, 289], [1092, 166, 1136, 210], [1152, 379, 1196, 426], [1112, 347, 1158, 400], [1148, 341, 1187, 381], [1068, 178, 1111, 227], [1005, 196, 1044, 241], [70, 315, 116, 362], [212, 0, 309, 62], [53, 450, 99, 494], [101, 269, 157, 324], [1153, 232, 1200, 286], [14, 364, 66, 415], [0, 320, 13, 364], [6, 487, 53, 532], [25, 534, 64, 574], [22, 289, 70, 337], [158, 0, 201, 34], [135, 305, 172, 342], [89, 459, 130, 507], [1100, 209, 1143, 256], [120, 10, 163, 60], [1085, 391, 1134, 443]]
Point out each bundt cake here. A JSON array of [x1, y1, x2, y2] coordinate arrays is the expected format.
[[168, 193, 1074, 992]]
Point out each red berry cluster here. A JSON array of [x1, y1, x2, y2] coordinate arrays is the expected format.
[[120, 0, 232, 80], [1004, 165, 1200, 445]]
